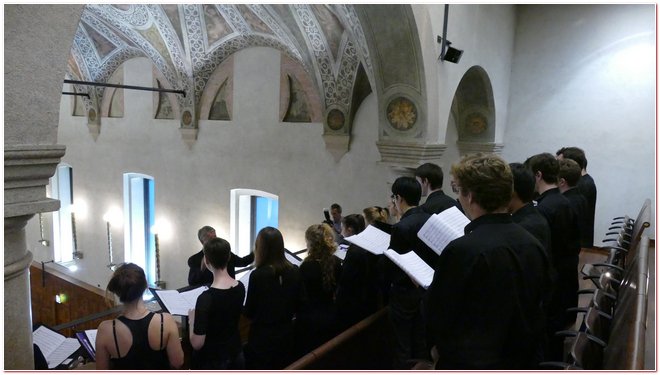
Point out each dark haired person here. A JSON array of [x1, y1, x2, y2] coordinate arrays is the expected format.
[[243, 227, 301, 369], [525, 152, 580, 361], [508, 163, 551, 251], [335, 213, 380, 330], [414, 162, 458, 215], [295, 223, 343, 357], [556, 146, 597, 248], [558, 158, 587, 255], [426, 154, 549, 369], [385, 176, 436, 369], [95, 263, 184, 370], [188, 237, 246, 369]]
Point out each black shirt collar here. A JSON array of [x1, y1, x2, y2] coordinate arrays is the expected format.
[[464, 213, 512, 234]]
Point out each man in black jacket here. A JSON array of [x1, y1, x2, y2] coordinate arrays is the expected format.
[[426, 153, 550, 369], [414, 163, 458, 215], [385, 176, 435, 369], [188, 226, 254, 286]]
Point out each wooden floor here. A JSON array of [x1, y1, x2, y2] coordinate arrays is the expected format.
[[576, 245, 656, 370]]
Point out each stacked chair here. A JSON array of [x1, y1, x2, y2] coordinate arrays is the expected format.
[[540, 198, 653, 370]]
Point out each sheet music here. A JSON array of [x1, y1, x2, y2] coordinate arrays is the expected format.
[[33, 326, 81, 368], [46, 338, 80, 369], [154, 286, 207, 316], [384, 249, 435, 289], [85, 329, 97, 351], [238, 269, 254, 305], [343, 225, 391, 255], [285, 251, 302, 266], [417, 206, 470, 256], [333, 244, 348, 261]]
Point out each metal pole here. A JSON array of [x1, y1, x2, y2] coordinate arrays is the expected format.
[[61, 92, 90, 98], [64, 79, 186, 97]]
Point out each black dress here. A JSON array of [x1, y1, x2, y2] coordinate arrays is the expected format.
[[192, 284, 246, 369], [295, 257, 342, 356], [243, 264, 301, 369], [335, 244, 381, 331], [109, 313, 170, 370]]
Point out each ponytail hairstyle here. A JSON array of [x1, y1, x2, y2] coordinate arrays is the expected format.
[[362, 206, 389, 226]]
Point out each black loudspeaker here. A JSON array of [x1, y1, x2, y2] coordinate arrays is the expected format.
[[443, 46, 463, 63]]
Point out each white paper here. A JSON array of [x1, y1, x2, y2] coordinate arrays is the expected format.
[[417, 206, 470, 256], [285, 251, 302, 266], [384, 249, 435, 289], [238, 269, 254, 305], [333, 244, 348, 261], [85, 329, 97, 351], [154, 286, 208, 316], [33, 326, 81, 368], [343, 225, 391, 255], [46, 338, 80, 369]]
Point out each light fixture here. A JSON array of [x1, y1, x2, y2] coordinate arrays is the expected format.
[[103, 207, 122, 271], [151, 218, 171, 289], [71, 204, 83, 260], [37, 213, 50, 247]]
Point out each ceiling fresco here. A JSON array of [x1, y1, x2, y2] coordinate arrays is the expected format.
[[67, 4, 375, 131]]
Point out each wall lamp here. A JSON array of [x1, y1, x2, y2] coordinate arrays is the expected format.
[[37, 213, 50, 247], [103, 207, 123, 271]]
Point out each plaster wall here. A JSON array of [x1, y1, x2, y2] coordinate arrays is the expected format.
[[27, 48, 390, 290], [502, 4, 656, 245], [412, 4, 516, 197]]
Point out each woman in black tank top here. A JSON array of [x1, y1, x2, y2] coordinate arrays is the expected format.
[[95, 263, 184, 369]]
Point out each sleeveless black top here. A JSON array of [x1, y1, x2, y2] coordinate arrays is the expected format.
[[109, 312, 170, 370]]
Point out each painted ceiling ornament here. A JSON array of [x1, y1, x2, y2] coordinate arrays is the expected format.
[[464, 112, 488, 135], [387, 96, 417, 131], [182, 110, 193, 127], [326, 108, 345, 130]]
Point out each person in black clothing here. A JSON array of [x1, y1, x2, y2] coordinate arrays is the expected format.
[[295, 223, 343, 357], [509, 163, 552, 252], [426, 153, 550, 369], [384, 176, 435, 369], [95, 263, 184, 370], [244, 227, 301, 369], [525, 153, 580, 361], [188, 226, 254, 286], [558, 158, 587, 253], [335, 214, 380, 331], [556, 146, 597, 248], [188, 237, 246, 369], [414, 162, 458, 215]]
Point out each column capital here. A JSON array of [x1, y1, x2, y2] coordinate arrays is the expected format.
[[5, 144, 65, 217]]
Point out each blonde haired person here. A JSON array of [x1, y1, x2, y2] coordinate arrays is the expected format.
[[95, 263, 183, 370], [363, 206, 392, 233]]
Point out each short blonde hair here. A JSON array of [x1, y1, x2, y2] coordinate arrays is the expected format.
[[451, 153, 513, 212]]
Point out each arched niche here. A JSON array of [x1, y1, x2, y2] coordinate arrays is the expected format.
[[448, 65, 503, 155]]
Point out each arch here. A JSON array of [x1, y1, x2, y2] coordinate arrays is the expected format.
[[447, 66, 498, 147]]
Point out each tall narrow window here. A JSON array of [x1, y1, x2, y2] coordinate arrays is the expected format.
[[123, 173, 156, 285], [50, 164, 74, 263], [230, 189, 279, 258]]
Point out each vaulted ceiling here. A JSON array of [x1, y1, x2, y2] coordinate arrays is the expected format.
[[67, 4, 431, 162], [68, 5, 375, 127]]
